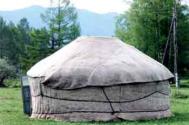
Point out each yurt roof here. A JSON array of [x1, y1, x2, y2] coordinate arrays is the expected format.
[[27, 36, 173, 89]]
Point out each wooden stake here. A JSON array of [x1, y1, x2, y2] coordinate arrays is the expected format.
[[173, 0, 179, 88]]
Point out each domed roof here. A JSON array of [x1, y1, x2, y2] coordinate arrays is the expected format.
[[27, 36, 173, 89]]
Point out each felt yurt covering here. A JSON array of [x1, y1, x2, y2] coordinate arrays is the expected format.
[[27, 36, 174, 121]]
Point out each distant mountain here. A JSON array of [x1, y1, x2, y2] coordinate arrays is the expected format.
[[0, 6, 45, 28], [0, 6, 118, 36]]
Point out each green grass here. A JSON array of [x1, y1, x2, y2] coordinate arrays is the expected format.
[[0, 82, 189, 125]]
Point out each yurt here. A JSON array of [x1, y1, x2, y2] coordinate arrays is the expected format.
[[27, 36, 174, 121]]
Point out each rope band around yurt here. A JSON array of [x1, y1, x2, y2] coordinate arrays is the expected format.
[[101, 87, 115, 114], [33, 80, 169, 103]]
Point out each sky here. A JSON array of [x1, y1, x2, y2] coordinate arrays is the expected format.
[[182, 0, 189, 5], [0, 0, 188, 13], [0, 0, 131, 13]]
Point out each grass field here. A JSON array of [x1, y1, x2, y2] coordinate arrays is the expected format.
[[0, 80, 189, 125]]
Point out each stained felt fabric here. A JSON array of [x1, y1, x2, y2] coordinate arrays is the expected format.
[[27, 37, 173, 121], [29, 77, 171, 121], [27, 36, 173, 89]]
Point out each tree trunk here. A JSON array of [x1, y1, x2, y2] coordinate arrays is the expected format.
[[0, 76, 6, 87]]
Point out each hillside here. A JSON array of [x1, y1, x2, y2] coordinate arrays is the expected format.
[[0, 6, 118, 36]]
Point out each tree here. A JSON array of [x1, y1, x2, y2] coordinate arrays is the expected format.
[[0, 17, 8, 59], [22, 28, 50, 71], [0, 58, 16, 87], [17, 18, 31, 72], [41, 0, 80, 49], [17, 18, 30, 45], [177, 5, 189, 74], [116, 0, 189, 75], [0, 17, 21, 66]]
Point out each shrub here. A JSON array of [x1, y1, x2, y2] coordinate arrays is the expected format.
[[0, 58, 16, 87], [172, 90, 188, 99], [4, 79, 20, 88]]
